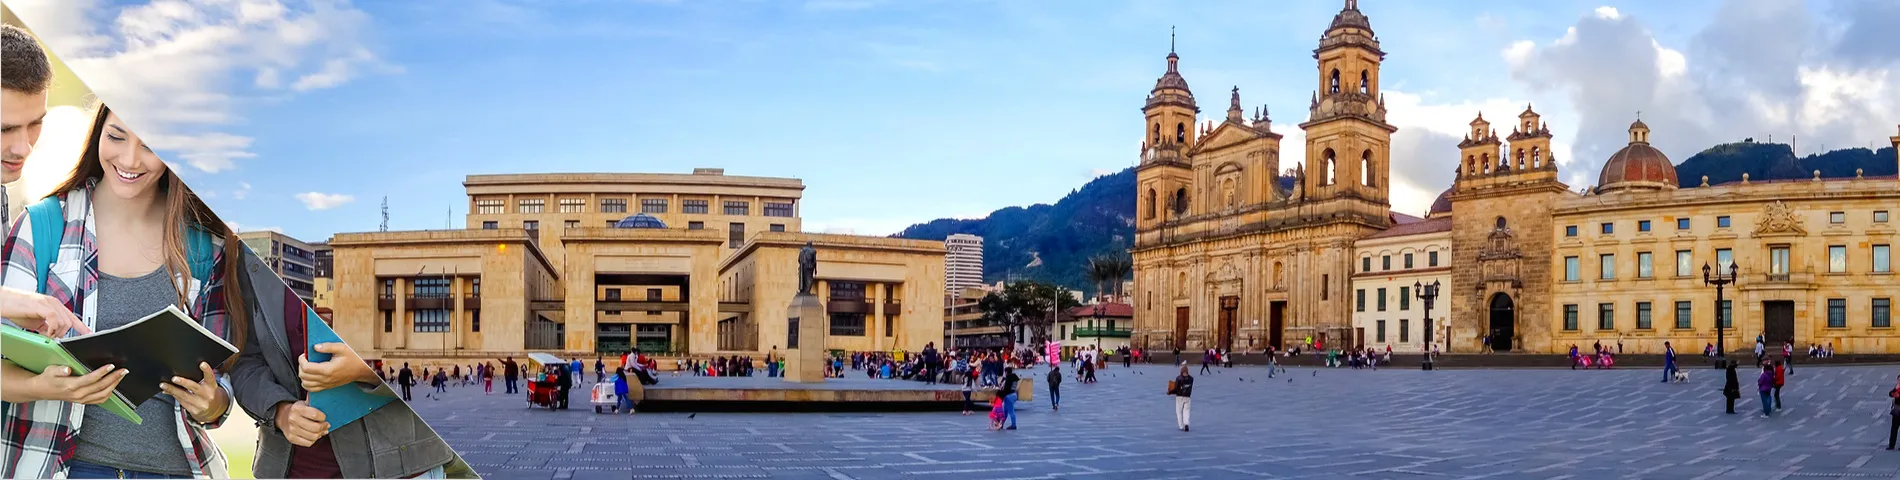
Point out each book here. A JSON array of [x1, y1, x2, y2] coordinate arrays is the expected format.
[[303, 308, 395, 432], [1, 305, 238, 423]]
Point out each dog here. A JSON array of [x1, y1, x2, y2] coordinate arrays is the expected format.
[[1671, 370, 1690, 383]]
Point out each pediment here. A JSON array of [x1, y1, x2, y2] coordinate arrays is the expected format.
[[1190, 121, 1275, 156]]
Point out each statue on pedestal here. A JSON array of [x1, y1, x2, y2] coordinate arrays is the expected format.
[[798, 241, 818, 296]]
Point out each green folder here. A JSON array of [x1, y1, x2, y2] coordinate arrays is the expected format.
[[0, 325, 141, 424]]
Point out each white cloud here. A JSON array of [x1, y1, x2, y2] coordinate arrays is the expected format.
[[227, 222, 283, 233], [296, 191, 355, 210], [1593, 6, 1622, 21], [1503, 1, 1900, 182], [8, 0, 397, 174], [232, 181, 252, 200]]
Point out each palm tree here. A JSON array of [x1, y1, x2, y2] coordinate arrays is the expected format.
[[1086, 254, 1133, 302]]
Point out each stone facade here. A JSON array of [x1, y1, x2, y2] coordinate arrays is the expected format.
[[1132, 2, 1393, 353], [328, 171, 944, 369], [1351, 219, 1452, 352]]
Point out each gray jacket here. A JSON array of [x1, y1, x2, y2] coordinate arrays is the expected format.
[[228, 251, 458, 478]]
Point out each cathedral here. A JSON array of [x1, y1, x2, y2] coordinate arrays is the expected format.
[[1131, 1, 1900, 355]]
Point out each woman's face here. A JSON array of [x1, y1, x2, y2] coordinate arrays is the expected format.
[[94, 111, 167, 201]]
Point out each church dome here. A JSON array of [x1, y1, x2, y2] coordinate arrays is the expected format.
[[1427, 188, 1453, 217], [612, 213, 668, 229], [1326, 1, 1374, 36], [1597, 119, 1677, 193]]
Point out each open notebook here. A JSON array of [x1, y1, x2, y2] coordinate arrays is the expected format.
[[1, 305, 237, 424]]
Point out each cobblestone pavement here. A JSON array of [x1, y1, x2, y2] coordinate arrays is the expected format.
[[409, 364, 1900, 480]]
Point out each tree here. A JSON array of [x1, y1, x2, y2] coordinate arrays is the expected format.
[[976, 280, 1083, 345], [1086, 254, 1133, 302]]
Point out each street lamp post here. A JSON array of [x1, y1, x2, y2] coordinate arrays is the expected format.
[[1415, 280, 1440, 369], [1703, 262, 1739, 367]]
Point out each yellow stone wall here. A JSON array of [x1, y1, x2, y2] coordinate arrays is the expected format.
[[559, 228, 725, 355], [1549, 176, 1900, 354], [329, 229, 555, 362], [722, 232, 946, 355]]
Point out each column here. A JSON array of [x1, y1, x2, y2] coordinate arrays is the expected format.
[[394, 277, 410, 351], [870, 283, 885, 350], [451, 275, 465, 351]]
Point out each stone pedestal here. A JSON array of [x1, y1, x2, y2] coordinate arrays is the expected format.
[[783, 294, 828, 383]]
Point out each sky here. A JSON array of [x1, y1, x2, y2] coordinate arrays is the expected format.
[[8, 0, 1899, 243]]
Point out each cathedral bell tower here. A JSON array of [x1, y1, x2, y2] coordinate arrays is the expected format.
[[1298, 0, 1397, 212], [1136, 29, 1200, 232]]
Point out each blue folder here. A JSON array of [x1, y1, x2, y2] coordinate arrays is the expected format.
[[305, 308, 396, 432]]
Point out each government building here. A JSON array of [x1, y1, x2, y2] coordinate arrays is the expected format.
[[327, 169, 945, 367], [1131, 1, 1900, 354]]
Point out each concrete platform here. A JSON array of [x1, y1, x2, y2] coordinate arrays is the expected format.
[[636, 375, 1028, 412]]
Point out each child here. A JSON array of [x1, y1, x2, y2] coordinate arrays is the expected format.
[[988, 396, 1006, 431]]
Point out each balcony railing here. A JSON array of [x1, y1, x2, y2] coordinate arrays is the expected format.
[[406, 294, 454, 310], [377, 294, 395, 310], [463, 294, 481, 310], [1073, 327, 1133, 338]]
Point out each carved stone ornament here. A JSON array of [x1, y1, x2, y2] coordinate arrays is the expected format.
[[1753, 201, 1806, 236]]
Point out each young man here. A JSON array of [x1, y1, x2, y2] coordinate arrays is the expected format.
[[2, 24, 50, 228], [228, 250, 461, 478], [1661, 341, 1677, 383], [1046, 365, 1061, 411]]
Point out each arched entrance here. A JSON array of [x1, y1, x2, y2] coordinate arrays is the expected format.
[[1488, 293, 1515, 352]]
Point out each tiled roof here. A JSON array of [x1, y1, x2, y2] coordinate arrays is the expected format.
[[1067, 302, 1133, 318], [1363, 216, 1452, 240], [1391, 211, 1424, 225]]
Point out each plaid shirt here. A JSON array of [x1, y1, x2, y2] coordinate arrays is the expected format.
[[0, 181, 236, 478]]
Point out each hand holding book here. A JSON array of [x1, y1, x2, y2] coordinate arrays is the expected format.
[[299, 342, 378, 393], [21, 363, 127, 405], [160, 362, 228, 424]]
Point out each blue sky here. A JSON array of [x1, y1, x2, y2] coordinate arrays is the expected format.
[[11, 0, 1898, 242]]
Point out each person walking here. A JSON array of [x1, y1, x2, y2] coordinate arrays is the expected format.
[[1661, 341, 1678, 383], [960, 370, 976, 416], [998, 367, 1020, 430], [1199, 349, 1213, 375], [1771, 360, 1786, 411], [483, 363, 494, 394], [1885, 376, 1900, 450], [1756, 363, 1775, 417], [1168, 364, 1194, 431], [501, 356, 521, 394], [614, 368, 634, 415], [398, 363, 415, 401], [1046, 365, 1062, 411], [1782, 342, 1793, 375], [596, 356, 606, 384], [1722, 360, 1740, 414], [1754, 336, 1766, 363]]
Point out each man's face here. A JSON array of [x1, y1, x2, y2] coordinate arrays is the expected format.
[[1, 88, 50, 183]]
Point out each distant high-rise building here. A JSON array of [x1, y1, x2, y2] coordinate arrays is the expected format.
[[237, 230, 320, 305], [944, 234, 984, 295]]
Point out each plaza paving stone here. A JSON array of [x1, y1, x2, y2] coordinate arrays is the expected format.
[[409, 364, 1900, 479]]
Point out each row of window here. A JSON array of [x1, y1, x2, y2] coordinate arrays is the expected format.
[[479, 220, 787, 235], [1371, 318, 1425, 343], [1566, 211, 1891, 238], [1359, 250, 1442, 273], [1355, 286, 1420, 312], [473, 198, 794, 217], [1563, 298, 1893, 330], [1562, 245, 1893, 281], [380, 309, 482, 333]]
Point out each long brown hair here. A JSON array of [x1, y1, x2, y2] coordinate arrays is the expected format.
[[52, 103, 249, 366]]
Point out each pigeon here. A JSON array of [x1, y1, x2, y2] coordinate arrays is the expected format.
[[687, 413, 697, 419]]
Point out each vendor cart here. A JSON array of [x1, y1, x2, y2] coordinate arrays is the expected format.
[[591, 383, 619, 413]]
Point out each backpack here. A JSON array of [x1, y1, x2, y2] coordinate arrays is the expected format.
[[26, 196, 216, 297]]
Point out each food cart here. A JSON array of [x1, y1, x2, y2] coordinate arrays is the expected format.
[[524, 353, 564, 409]]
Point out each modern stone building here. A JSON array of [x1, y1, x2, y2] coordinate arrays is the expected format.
[[1132, 1, 1900, 354], [327, 169, 945, 367], [238, 230, 320, 304], [944, 234, 984, 295]]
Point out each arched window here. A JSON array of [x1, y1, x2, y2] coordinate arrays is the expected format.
[[1145, 188, 1157, 219], [1323, 149, 1338, 186], [1515, 149, 1524, 164], [1495, 216, 1508, 229], [1466, 155, 1476, 175], [1152, 123, 1160, 144], [1532, 146, 1542, 168], [1329, 69, 1340, 94], [1172, 188, 1189, 215], [1361, 150, 1375, 187], [1175, 123, 1186, 143], [1481, 153, 1491, 173], [1359, 70, 1369, 95]]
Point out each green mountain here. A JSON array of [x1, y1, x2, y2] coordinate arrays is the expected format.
[[1674, 141, 1896, 185], [892, 168, 1295, 291], [894, 142, 1893, 291]]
